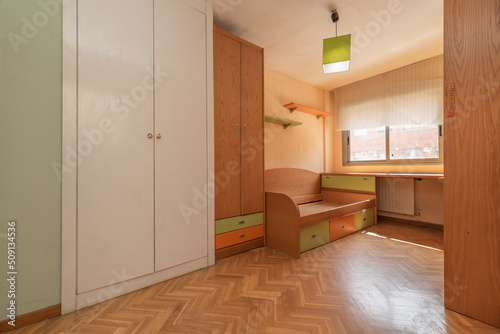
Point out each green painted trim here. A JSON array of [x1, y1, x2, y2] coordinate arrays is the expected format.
[[355, 208, 374, 231], [322, 175, 376, 192], [264, 115, 302, 129], [215, 212, 264, 234], [300, 221, 329, 252]]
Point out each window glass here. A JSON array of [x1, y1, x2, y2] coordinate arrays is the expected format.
[[349, 127, 386, 162], [389, 125, 440, 160], [345, 125, 441, 164]]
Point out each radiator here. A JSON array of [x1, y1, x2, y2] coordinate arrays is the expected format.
[[376, 178, 415, 216]]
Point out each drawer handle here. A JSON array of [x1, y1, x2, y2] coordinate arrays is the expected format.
[[239, 234, 246, 239], [363, 218, 366, 221], [238, 221, 245, 225], [311, 234, 317, 238]]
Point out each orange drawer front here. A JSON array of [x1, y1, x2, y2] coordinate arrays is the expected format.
[[215, 225, 264, 250], [330, 214, 355, 242]]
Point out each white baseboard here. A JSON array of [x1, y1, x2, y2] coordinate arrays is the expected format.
[[75, 257, 209, 310]]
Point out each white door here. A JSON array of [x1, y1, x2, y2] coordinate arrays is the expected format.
[[77, 0, 155, 293], [154, 0, 208, 271]]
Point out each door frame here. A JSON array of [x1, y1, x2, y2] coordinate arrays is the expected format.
[[61, 0, 215, 314]]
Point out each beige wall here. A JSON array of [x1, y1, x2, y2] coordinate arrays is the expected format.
[[264, 68, 334, 173]]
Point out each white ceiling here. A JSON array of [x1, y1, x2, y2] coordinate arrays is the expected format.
[[213, 0, 443, 91]]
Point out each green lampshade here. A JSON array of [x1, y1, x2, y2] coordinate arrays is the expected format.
[[323, 34, 351, 74]]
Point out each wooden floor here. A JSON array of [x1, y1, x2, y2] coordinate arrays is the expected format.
[[8, 221, 500, 334]]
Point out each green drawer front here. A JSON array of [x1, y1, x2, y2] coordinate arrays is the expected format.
[[300, 221, 329, 253], [322, 175, 376, 192], [355, 208, 374, 231], [215, 212, 264, 235]]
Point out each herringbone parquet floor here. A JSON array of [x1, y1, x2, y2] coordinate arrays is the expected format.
[[8, 221, 500, 334]]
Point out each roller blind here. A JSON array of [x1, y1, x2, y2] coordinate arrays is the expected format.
[[336, 55, 443, 130]]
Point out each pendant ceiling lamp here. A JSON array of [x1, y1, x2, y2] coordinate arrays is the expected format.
[[323, 10, 351, 74]]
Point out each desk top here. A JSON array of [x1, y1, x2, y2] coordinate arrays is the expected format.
[[321, 172, 444, 179]]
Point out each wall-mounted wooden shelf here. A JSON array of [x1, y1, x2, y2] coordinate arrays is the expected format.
[[264, 115, 302, 129], [284, 102, 332, 119]]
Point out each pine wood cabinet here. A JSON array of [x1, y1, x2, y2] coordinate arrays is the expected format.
[[214, 26, 264, 259]]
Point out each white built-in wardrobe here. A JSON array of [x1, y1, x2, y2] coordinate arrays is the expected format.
[[62, 0, 214, 312]]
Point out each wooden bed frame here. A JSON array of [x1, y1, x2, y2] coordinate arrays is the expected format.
[[265, 168, 377, 258]]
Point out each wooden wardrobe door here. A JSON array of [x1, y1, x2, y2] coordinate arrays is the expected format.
[[154, 0, 208, 271], [77, 0, 154, 293], [240, 44, 264, 215], [444, 0, 500, 328], [214, 31, 242, 220]]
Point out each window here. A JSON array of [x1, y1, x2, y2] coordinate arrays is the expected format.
[[344, 125, 442, 164], [348, 127, 386, 162], [389, 125, 440, 160]]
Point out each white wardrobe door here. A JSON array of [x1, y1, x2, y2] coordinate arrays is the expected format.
[[154, 0, 208, 271], [77, 0, 155, 293]]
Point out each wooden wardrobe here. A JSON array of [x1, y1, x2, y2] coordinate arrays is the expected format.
[[213, 26, 265, 260], [444, 0, 500, 328]]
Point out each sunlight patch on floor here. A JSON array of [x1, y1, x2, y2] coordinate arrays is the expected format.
[[364, 232, 387, 239], [363, 231, 443, 252], [390, 238, 443, 252]]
